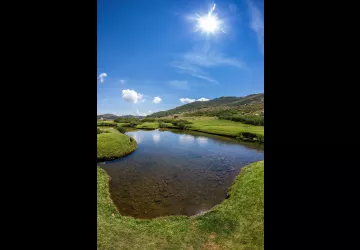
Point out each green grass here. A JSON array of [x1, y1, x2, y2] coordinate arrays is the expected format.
[[97, 127, 137, 161], [98, 161, 264, 249], [116, 123, 128, 127], [135, 122, 159, 129], [187, 117, 264, 138]]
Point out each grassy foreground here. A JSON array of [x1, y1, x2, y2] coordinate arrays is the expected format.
[[97, 127, 137, 161], [97, 161, 264, 249]]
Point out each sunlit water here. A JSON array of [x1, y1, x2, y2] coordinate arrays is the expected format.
[[99, 129, 264, 219]]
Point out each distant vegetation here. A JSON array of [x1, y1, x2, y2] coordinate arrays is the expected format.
[[97, 121, 117, 127], [140, 117, 156, 122], [114, 117, 141, 123], [219, 114, 264, 126], [98, 114, 144, 120]]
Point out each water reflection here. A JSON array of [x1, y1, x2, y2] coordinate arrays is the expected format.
[[179, 134, 195, 144], [100, 129, 264, 219], [196, 136, 208, 145], [131, 133, 144, 144], [152, 133, 160, 144]]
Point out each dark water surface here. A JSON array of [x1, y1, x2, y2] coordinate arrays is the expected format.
[[99, 129, 264, 219]]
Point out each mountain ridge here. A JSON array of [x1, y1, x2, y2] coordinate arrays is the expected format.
[[148, 93, 264, 118]]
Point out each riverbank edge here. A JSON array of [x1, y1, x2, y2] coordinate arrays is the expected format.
[[97, 129, 138, 162]]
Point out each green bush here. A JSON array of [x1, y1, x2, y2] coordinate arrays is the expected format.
[[97, 128, 102, 134], [158, 118, 174, 123], [97, 122, 117, 127], [129, 121, 140, 127], [141, 118, 156, 122], [116, 126, 126, 134], [172, 121, 189, 130], [219, 115, 264, 126], [236, 132, 264, 142], [158, 121, 167, 128], [171, 119, 192, 126], [114, 117, 141, 123]]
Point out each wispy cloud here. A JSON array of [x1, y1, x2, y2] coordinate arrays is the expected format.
[[168, 80, 190, 90], [247, 1, 264, 54], [171, 61, 219, 84], [120, 79, 125, 84], [171, 44, 246, 84], [183, 51, 246, 69], [98, 73, 107, 83]]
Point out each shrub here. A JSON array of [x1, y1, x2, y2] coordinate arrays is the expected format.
[[236, 132, 264, 142], [141, 118, 156, 122], [114, 117, 141, 123], [172, 121, 189, 130], [158, 121, 167, 128], [116, 126, 126, 134], [97, 128, 102, 134], [129, 121, 140, 127], [171, 119, 192, 126], [158, 118, 174, 123], [97, 122, 117, 127], [219, 115, 264, 126]]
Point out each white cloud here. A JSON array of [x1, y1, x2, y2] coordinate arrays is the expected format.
[[197, 136, 208, 145], [197, 97, 210, 102], [179, 134, 195, 145], [120, 80, 125, 84], [152, 96, 162, 104], [121, 89, 144, 103], [247, 1, 264, 54], [180, 97, 210, 104], [180, 98, 195, 104], [131, 134, 143, 144], [98, 73, 107, 83], [152, 133, 160, 143]]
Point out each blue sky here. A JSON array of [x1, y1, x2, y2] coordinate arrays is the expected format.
[[97, 0, 264, 116]]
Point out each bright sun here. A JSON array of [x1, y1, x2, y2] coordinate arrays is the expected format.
[[195, 3, 223, 34], [198, 15, 219, 33]]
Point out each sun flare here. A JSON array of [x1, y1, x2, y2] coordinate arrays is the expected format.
[[195, 3, 223, 34], [198, 14, 219, 33]]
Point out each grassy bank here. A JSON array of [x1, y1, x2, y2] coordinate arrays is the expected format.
[[135, 122, 159, 129], [97, 127, 137, 161], [187, 117, 264, 137], [97, 161, 264, 249]]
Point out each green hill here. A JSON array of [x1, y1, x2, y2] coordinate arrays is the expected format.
[[148, 93, 264, 118]]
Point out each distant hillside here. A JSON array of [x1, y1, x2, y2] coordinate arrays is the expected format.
[[97, 114, 144, 120], [148, 93, 264, 118]]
